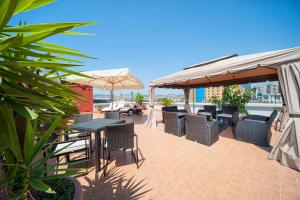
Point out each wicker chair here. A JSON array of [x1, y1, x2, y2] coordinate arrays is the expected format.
[[161, 106, 187, 123], [104, 111, 120, 119], [163, 111, 185, 136], [217, 105, 239, 126], [185, 115, 219, 146], [67, 113, 93, 152], [235, 110, 278, 147], [198, 105, 217, 119], [103, 122, 138, 174], [43, 129, 90, 174]]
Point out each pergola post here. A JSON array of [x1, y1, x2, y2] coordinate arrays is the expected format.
[[184, 88, 192, 114], [146, 86, 157, 127]]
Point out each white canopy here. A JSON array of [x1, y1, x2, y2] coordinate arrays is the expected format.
[[150, 46, 300, 88], [147, 45, 300, 172], [66, 68, 144, 90]]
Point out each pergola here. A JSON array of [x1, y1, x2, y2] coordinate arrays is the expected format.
[[147, 46, 300, 171]]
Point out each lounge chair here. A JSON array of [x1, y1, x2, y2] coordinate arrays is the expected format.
[[163, 111, 185, 136], [102, 101, 127, 112], [235, 110, 278, 147], [185, 115, 219, 146], [101, 102, 118, 112]]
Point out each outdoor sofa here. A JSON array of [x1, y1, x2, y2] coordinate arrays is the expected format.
[[235, 110, 278, 147]]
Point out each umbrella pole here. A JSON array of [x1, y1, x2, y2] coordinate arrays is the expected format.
[[110, 89, 114, 111]]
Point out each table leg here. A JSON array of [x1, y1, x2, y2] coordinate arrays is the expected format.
[[95, 130, 101, 172]]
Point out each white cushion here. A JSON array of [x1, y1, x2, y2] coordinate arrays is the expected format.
[[217, 113, 232, 118], [54, 139, 89, 155], [67, 131, 89, 138]]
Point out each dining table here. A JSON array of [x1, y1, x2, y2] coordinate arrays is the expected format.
[[69, 118, 125, 172]]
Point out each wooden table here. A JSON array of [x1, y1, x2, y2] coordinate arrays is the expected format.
[[69, 118, 124, 172]]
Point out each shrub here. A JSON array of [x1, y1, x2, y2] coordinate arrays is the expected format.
[[135, 93, 144, 105], [210, 85, 253, 114], [0, 0, 93, 199], [159, 97, 174, 107]]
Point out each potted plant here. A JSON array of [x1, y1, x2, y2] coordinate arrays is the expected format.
[[135, 93, 146, 110], [222, 85, 253, 115], [210, 95, 222, 110], [159, 97, 174, 107], [0, 1, 93, 199], [210, 85, 253, 115]]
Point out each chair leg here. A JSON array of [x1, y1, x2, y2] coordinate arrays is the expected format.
[[56, 156, 60, 175], [103, 148, 110, 176], [89, 133, 94, 153], [66, 154, 70, 162], [135, 136, 139, 167], [108, 150, 111, 160], [85, 148, 88, 174], [131, 148, 138, 167]]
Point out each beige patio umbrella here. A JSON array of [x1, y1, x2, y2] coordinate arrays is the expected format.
[[66, 68, 144, 110]]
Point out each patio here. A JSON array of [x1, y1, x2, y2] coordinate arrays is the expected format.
[[75, 110, 300, 200]]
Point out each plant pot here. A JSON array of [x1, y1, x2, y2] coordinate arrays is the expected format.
[[66, 177, 83, 200]]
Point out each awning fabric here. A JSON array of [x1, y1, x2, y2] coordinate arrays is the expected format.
[[150, 46, 300, 88], [269, 62, 300, 171], [66, 68, 144, 90], [148, 46, 300, 171]]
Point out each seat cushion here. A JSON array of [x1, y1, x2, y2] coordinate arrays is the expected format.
[[67, 131, 89, 138], [198, 112, 212, 116], [54, 139, 89, 155], [217, 113, 232, 118]]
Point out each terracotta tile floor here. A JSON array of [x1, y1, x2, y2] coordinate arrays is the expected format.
[[75, 111, 300, 200]]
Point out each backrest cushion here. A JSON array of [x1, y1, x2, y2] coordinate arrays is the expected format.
[[74, 113, 93, 123]]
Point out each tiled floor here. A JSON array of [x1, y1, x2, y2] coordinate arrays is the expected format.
[[75, 111, 300, 200]]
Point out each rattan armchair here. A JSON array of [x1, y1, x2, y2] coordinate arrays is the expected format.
[[198, 105, 217, 119], [235, 111, 277, 147], [67, 113, 93, 152], [103, 122, 138, 175], [104, 111, 120, 119], [217, 105, 239, 126], [161, 106, 187, 123], [43, 129, 90, 174], [163, 111, 185, 136], [185, 115, 219, 146]]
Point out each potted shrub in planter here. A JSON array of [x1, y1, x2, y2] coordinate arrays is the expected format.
[[159, 98, 175, 122], [159, 97, 174, 108], [135, 93, 146, 110], [34, 177, 83, 200]]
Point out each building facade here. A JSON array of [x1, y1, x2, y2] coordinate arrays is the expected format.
[[204, 86, 224, 102]]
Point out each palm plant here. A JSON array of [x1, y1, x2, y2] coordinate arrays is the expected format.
[[0, 0, 94, 199], [159, 97, 174, 107]]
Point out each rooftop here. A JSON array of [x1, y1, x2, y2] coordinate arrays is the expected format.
[[71, 110, 300, 200]]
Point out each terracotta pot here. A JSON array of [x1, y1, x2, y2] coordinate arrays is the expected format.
[[65, 177, 83, 200]]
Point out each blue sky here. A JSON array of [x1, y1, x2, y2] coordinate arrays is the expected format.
[[11, 0, 300, 95]]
